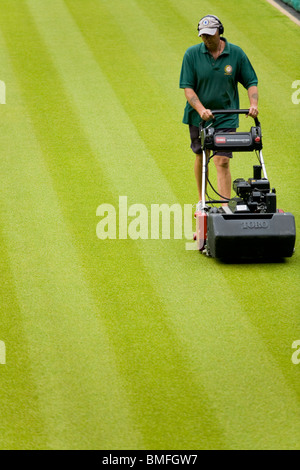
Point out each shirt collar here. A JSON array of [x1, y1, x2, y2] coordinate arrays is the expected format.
[[201, 37, 230, 55]]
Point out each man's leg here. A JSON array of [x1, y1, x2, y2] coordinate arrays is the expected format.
[[213, 154, 231, 203], [189, 125, 207, 204]]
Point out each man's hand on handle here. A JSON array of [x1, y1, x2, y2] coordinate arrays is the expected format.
[[200, 108, 214, 121], [247, 105, 259, 119]]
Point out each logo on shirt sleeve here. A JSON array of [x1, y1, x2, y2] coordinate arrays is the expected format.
[[224, 65, 233, 75]]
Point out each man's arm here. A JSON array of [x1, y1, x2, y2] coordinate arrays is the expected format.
[[184, 88, 214, 121], [247, 86, 259, 118]]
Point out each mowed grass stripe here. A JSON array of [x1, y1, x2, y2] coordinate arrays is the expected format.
[[0, 229, 49, 449], [217, 259, 300, 401], [24, 0, 228, 449], [90, 0, 183, 105], [0, 4, 145, 450], [64, 0, 192, 202], [27, 0, 300, 449]]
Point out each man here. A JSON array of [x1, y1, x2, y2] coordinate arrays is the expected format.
[[180, 15, 259, 209]]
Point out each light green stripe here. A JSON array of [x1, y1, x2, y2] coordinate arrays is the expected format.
[[96, 0, 183, 104]]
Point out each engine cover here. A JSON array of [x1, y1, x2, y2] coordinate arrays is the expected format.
[[206, 212, 296, 259]]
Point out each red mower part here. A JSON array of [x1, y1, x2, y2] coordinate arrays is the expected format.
[[195, 211, 207, 251]]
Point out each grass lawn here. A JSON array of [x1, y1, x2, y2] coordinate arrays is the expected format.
[[0, 0, 299, 450]]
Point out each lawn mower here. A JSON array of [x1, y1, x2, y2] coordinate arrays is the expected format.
[[194, 109, 296, 260]]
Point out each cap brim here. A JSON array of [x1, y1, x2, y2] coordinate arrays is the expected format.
[[198, 27, 218, 37]]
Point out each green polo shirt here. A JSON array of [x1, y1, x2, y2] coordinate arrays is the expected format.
[[179, 38, 258, 128]]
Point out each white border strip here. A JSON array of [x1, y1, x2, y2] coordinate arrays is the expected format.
[[265, 0, 300, 26]]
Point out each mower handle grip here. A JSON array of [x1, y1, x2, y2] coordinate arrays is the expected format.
[[211, 108, 250, 115], [199, 109, 260, 130]]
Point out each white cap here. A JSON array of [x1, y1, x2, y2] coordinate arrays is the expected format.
[[198, 16, 220, 36]]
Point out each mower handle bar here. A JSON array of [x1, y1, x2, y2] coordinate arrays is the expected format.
[[211, 108, 251, 114], [200, 109, 260, 129]]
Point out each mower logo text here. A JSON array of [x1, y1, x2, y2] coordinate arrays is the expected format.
[[216, 137, 226, 144], [0, 341, 6, 365], [291, 340, 300, 365], [241, 220, 269, 229]]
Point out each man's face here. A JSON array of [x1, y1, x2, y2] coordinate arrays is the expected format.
[[201, 31, 220, 50]]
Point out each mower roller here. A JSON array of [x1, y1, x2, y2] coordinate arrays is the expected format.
[[195, 109, 296, 260]]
